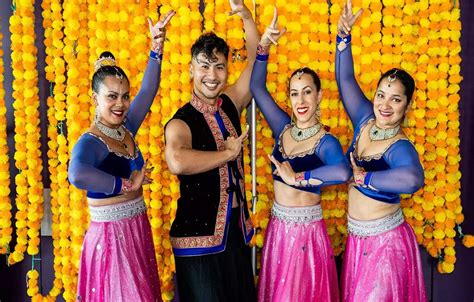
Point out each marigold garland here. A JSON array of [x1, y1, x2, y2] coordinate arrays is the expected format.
[[0, 1, 472, 301], [0, 24, 13, 256], [26, 0, 66, 299], [8, 0, 44, 267]]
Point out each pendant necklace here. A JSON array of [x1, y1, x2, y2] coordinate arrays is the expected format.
[[95, 120, 128, 149], [290, 123, 322, 142], [369, 124, 400, 141]]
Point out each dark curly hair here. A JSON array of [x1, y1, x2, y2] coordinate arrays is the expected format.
[[191, 32, 229, 62]]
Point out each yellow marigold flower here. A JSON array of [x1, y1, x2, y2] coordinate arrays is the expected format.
[[435, 212, 446, 223], [445, 228, 456, 238], [444, 246, 455, 256], [433, 196, 445, 207], [441, 261, 454, 273], [433, 229, 445, 240]]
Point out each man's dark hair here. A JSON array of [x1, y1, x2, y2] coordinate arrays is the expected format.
[[191, 32, 229, 62]]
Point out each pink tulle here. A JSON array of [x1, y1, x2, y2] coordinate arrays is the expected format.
[[76, 212, 162, 302], [341, 222, 427, 302], [258, 216, 339, 302]]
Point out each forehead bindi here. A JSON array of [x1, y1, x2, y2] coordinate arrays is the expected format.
[[290, 74, 316, 91], [101, 76, 129, 93], [379, 78, 405, 95]]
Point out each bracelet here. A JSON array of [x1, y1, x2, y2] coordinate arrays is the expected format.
[[150, 50, 163, 61], [336, 34, 351, 52], [353, 170, 367, 186], [256, 43, 270, 61], [295, 172, 309, 187], [120, 178, 133, 193]]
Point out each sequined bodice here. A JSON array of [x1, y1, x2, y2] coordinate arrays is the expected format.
[[271, 125, 326, 195]]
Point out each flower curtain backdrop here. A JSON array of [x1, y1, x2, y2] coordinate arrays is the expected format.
[[0, 0, 472, 301]]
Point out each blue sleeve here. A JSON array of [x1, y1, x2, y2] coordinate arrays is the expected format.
[[368, 140, 424, 194], [68, 134, 121, 194], [335, 36, 374, 128], [250, 57, 291, 138], [306, 134, 352, 186], [125, 57, 162, 135]]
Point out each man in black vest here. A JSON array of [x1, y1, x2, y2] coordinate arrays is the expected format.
[[164, 0, 259, 301]]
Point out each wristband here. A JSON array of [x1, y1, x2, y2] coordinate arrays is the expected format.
[[150, 50, 163, 61], [336, 34, 351, 52], [256, 43, 270, 61]]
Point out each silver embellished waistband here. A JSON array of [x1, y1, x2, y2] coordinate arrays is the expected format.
[[88, 197, 147, 222], [348, 208, 404, 237], [271, 202, 323, 224]]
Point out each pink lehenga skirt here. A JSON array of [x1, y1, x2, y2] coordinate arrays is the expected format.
[[341, 208, 427, 302], [258, 202, 339, 302], [76, 197, 162, 302]]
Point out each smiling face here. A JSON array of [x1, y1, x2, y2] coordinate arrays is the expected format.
[[373, 77, 410, 129], [289, 73, 322, 128], [93, 75, 130, 128], [190, 50, 228, 104]]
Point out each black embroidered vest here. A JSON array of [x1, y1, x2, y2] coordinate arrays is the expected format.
[[167, 94, 253, 256]]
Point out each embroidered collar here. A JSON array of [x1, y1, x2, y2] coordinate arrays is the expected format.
[[190, 92, 223, 114]]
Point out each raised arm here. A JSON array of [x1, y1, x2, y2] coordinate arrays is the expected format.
[[250, 8, 290, 137], [126, 11, 175, 134], [165, 119, 249, 175], [352, 140, 424, 194], [223, 0, 260, 113], [335, 0, 373, 127]]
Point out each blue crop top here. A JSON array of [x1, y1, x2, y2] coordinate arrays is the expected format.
[[336, 36, 424, 203], [68, 57, 161, 198], [250, 55, 351, 194], [71, 131, 145, 198]]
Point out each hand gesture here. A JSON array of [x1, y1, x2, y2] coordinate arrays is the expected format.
[[148, 10, 176, 53], [128, 162, 150, 192], [268, 155, 297, 186], [338, 0, 363, 37], [260, 7, 286, 46], [224, 126, 249, 161], [228, 0, 252, 20], [350, 152, 366, 186]]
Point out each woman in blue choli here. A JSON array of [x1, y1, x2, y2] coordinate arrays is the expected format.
[[336, 1, 427, 301], [68, 11, 175, 302], [250, 9, 351, 302]]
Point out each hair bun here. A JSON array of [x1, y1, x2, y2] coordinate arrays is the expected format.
[[94, 51, 116, 72]]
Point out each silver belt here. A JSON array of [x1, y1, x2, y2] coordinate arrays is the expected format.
[[348, 208, 404, 237], [271, 202, 323, 224], [88, 197, 147, 222]]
